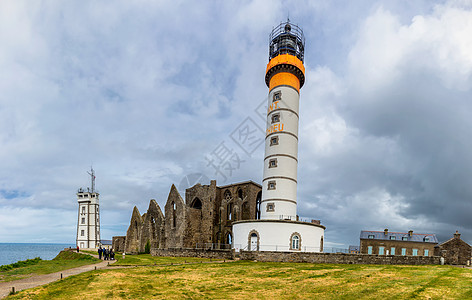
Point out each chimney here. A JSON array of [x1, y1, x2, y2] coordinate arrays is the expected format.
[[408, 230, 413, 237], [384, 229, 388, 235], [454, 231, 461, 239]]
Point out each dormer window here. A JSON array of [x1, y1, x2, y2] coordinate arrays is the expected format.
[[424, 237, 430, 242], [368, 235, 374, 239], [402, 237, 408, 241], [390, 236, 396, 240]]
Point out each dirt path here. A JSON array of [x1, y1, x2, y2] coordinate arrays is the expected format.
[[0, 252, 116, 299]]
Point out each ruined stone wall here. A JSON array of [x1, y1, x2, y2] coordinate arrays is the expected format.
[[151, 248, 235, 260], [112, 236, 126, 252], [140, 199, 165, 252], [164, 184, 186, 248], [215, 182, 262, 246], [240, 251, 440, 265], [124, 207, 143, 254], [113, 181, 262, 254], [183, 181, 217, 248]]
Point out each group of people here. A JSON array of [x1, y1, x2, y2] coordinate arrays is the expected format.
[[98, 247, 115, 260]]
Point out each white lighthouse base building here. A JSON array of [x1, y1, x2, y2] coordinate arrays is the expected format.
[[233, 220, 325, 252]]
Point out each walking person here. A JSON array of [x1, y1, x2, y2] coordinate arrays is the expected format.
[[98, 247, 102, 259], [76, 246, 79, 253]]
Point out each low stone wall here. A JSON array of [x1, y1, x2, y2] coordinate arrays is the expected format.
[[240, 251, 440, 265], [151, 248, 235, 260]]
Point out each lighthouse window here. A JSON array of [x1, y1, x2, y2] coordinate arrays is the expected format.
[[266, 203, 275, 212], [268, 181, 276, 190], [291, 233, 300, 250], [269, 158, 278, 168], [81, 230, 85, 236], [82, 206, 85, 213], [273, 91, 281, 102], [271, 113, 280, 123], [81, 218, 85, 224], [270, 136, 279, 146]]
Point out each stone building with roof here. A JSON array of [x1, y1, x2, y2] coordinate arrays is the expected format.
[[113, 180, 262, 254], [360, 229, 438, 256], [434, 231, 472, 265]]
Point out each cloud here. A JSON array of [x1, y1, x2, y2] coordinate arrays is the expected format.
[[1, 0, 471, 248]]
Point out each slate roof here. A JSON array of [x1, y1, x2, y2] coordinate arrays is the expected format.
[[360, 230, 438, 243]]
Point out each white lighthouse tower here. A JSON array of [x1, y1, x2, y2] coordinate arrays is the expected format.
[[76, 168, 101, 249], [233, 20, 325, 252]]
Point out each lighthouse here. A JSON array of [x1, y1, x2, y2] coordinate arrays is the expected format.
[[232, 20, 325, 252], [76, 168, 101, 249]]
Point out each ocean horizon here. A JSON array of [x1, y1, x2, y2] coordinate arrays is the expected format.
[[0, 243, 75, 266]]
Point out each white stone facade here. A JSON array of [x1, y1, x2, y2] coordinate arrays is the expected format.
[[76, 190, 101, 249]]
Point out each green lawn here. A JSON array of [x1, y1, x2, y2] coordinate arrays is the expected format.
[[0, 251, 100, 282], [113, 254, 212, 266], [9, 260, 472, 299]]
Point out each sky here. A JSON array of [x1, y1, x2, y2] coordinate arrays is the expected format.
[[1, 0, 472, 249]]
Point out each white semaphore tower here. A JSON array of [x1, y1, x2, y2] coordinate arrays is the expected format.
[[232, 20, 325, 252], [76, 168, 101, 249]]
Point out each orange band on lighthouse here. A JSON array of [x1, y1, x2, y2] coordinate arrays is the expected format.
[[266, 54, 305, 75], [269, 72, 300, 91]]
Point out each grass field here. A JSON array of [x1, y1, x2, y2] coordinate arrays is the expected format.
[[113, 254, 212, 266], [0, 251, 100, 282], [8, 258, 472, 299]]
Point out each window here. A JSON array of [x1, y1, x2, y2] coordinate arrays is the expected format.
[[424, 249, 429, 256], [82, 207, 85, 213], [291, 234, 300, 250], [379, 246, 385, 255], [390, 236, 396, 240], [401, 248, 406, 256], [266, 203, 275, 212], [402, 237, 408, 241], [81, 218, 85, 224], [227, 203, 233, 220], [273, 91, 281, 102], [172, 202, 176, 228], [270, 136, 279, 146], [412, 249, 418, 256], [391, 247, 396, 255], [269, 158, 277, 168], [368, 235, 374, 239], [367, 246, 373, 254], [81, 230, 85, 236], [271, 113, 280, 123], [424, 237, 430, 242], [268, 181, 276, 190]]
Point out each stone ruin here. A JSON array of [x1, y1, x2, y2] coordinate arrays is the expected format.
[[113, 180, 261, 254]]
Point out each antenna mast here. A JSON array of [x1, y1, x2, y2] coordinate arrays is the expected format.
[[87, 167, 96, 193]]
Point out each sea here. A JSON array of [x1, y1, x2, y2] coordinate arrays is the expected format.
[[0, 243, 74, 266]]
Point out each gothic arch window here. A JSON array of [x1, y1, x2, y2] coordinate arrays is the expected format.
[[238, 188, 243, 200], [172, 201, 176, 228], [290, 232, 301, 251], [225, 232, 233, 246], [191, 197, 202, 209], [227, 203, 233, 221], [224, 190, 232, 200], [255, 191, 262, 219]]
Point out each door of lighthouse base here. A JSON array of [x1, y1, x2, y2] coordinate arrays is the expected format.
[[250, 233, 259, 251]]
